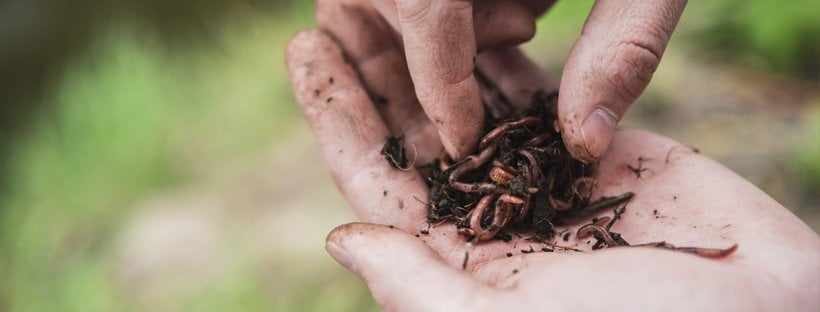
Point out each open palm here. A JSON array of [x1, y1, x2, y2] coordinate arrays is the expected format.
[[285, 3, 820, 310]]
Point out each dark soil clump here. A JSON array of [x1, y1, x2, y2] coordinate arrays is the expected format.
[[423, 92, 631, 242], [381, 135, 410, 169], [379, 91, 737, 259]]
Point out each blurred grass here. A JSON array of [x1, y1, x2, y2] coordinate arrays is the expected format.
[[0, 3, 380, 311], [794, 105, 820, 205], [1, 0, 819, 311], [685, 0, 820, 80]]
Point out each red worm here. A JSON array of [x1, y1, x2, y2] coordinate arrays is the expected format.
[[514, 193, 532, 223], [517, 149, 541, 182], [572, 177, 595, 199], [479, 117, 541, 150], [469, 194, 499, 239], [576, 217, 612, 238], [638, 242, 739, 259], [471, 194, 524, 241], [525, 133, 552, 147], [576, 224, 624, 247], [449, 146, 505, 194], [548, 193, 573, 211]]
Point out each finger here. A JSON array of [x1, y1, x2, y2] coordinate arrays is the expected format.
[[326, 223, 503, 310], [476, 46, 557, 110], [286, 30, 428, 229], [558, 0, 687, 162], [471, 0, 538, 50], [316, 0, 440, 163], [519, 0, 555, 15], [370, 0, 542, 50], [390, 0, 484, 159]]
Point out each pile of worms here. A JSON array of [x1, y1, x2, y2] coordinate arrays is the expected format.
[[423, 93, 627, 242], [383, 93, 737, 259]]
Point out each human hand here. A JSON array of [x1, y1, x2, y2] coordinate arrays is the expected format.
[[322, 0, 687, 163], [285, 4, 820, 311]]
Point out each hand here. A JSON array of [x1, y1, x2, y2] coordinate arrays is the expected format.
[[315, 0, 687, 163], [285, 4, 820, 311]]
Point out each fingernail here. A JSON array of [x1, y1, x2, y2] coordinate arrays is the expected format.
[[581, 107, 618, 159], [326, 242, 358, 273]]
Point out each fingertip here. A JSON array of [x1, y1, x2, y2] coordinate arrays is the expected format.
[[474, 1, 537, 50], [324, 222, 433, 279], [326, 222, 390, 243], [286, 29, 329, 72], [432, 87, 483, 160], [326, 223, 418, 256], [559, 105, 619, 163], [326, 223, 387, 273], [324, 222, 494, 311], [580, 107, 618, 159], [440, 127, 480, 161], [556, 0, 687, 162]]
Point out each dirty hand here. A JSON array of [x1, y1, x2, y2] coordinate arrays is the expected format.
[[285, 4, 820, 310], [318, 0, 687, 162]]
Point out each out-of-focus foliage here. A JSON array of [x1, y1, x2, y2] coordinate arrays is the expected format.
[[0, 1, 379, 311], [793, 105, 820, 204], [687, 0, 820, 80]]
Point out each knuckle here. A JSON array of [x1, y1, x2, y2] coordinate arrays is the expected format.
[[395, 0, 432, 24], [602, 39, 662, 103]]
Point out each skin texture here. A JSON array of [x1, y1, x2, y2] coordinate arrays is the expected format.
[[286, 2, 820, 311], [363, 0, 687, 163]]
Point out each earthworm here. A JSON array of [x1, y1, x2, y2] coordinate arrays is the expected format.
[[637, 242, 739, 259], [471, 194, 524, 240], [514, 193, 532, 223], [572, 176, 595, 198], [469, 194, 499, 239], [525, 133, 552, 147], [489, 163, 517, 185], [576, 217, 611, 238], [548, 194, 573, 211], [517, 149, 541, 182], [479, 116, 541, 150], [547, 177, 573, 211], [449, 145, 505, 194], [576, 224, 624, 247]]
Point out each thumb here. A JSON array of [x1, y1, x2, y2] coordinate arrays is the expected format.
[[558, 0, 686, 162], [325, 223, 499, 311]]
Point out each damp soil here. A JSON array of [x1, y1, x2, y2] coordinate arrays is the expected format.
[[421, 92, 633, 242], [380, 91, 736, 259]]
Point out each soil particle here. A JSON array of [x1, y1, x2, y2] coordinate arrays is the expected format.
[[380, 136, 409, 169]]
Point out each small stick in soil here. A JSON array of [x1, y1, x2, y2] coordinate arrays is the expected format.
[[461, 236, 480, 270], [567, 192, 635, 217], [607, 205, 627, 231]]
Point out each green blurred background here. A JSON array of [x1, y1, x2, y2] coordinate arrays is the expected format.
[[0, 0, 818, 310]]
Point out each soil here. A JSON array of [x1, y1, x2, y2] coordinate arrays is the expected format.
[[419, 92, 632, 242], [380, 135, 410, 169], [380, 91, 737, 259]]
